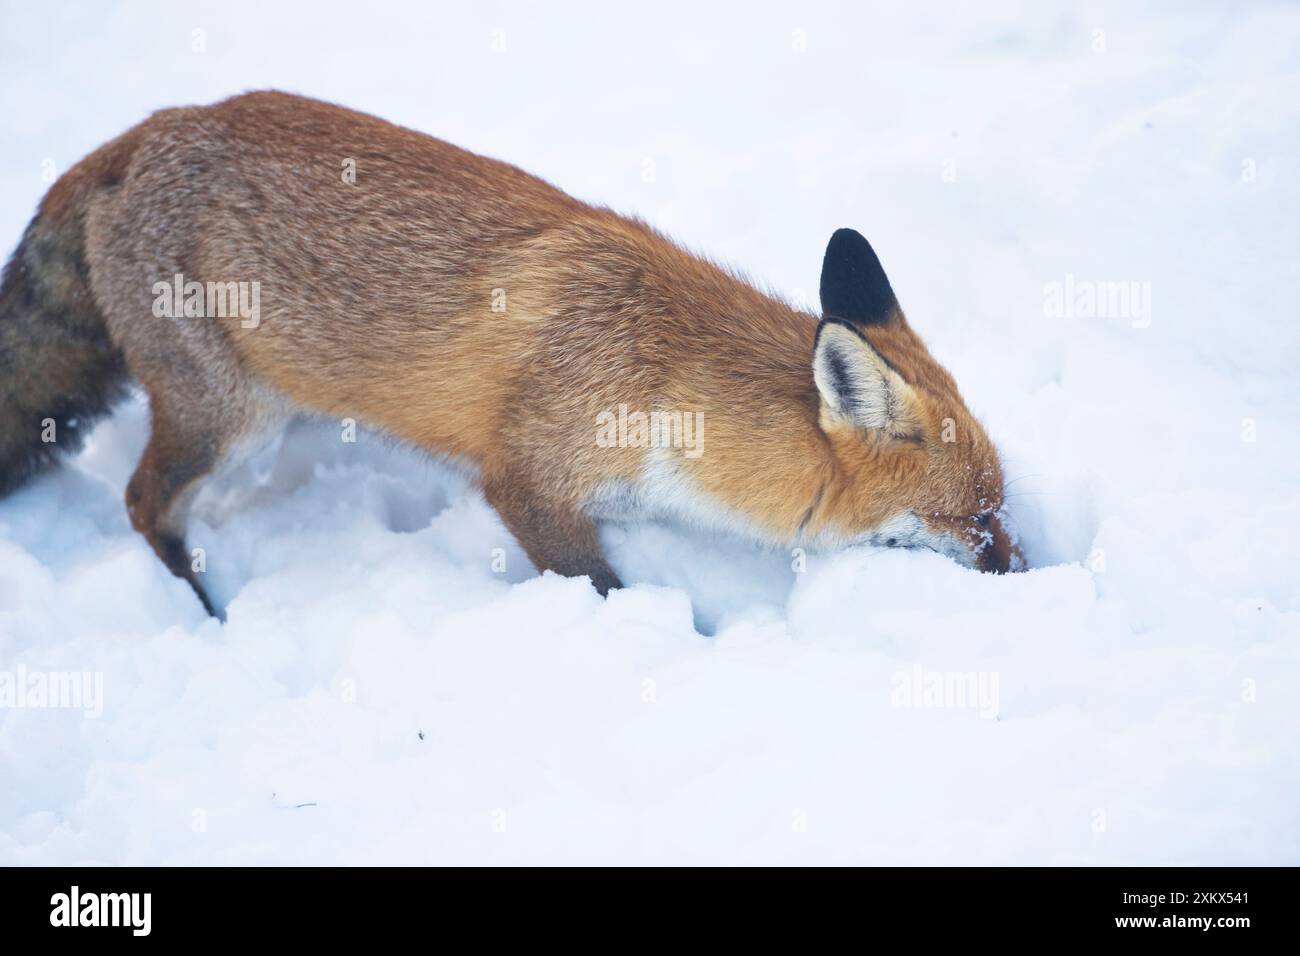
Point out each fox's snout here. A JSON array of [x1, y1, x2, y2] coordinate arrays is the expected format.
[[975, 514, 1021, 574]]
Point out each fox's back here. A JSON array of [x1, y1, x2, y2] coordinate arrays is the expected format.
[[82, 92, 811, 461]]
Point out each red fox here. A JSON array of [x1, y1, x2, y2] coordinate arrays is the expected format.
[[0, 92, 1021, 617]]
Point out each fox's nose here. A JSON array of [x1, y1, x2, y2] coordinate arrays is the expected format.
[[976, 516, 1019, 574], [979, 547, 1011, 574]]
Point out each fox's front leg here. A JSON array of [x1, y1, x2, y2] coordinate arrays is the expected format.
[[483, 476, 622, 595]]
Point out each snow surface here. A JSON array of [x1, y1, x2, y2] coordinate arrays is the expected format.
[[1, 1, 1298, 864]]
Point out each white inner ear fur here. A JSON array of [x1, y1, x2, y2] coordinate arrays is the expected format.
[[812, 322, 921, 438]]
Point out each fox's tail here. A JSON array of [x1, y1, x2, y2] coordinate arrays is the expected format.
[[0, 139, 136, 496]]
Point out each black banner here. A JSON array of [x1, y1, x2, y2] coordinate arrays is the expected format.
[[0, 866, 1289, 942]]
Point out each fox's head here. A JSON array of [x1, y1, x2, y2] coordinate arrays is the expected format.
[[809, 228, 1022, 573]]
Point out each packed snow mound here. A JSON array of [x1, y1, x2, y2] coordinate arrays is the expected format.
[[1, 0, 1298, 863]]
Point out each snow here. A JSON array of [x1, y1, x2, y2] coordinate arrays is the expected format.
[[1, 0, 1298, 864]]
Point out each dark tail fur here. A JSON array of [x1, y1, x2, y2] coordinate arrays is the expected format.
[[0, 210, 128, 495]]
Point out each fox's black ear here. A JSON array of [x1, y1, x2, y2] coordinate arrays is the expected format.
[[819, 228, 898, 326]]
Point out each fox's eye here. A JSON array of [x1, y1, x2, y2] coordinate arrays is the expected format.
[[974, 513, 992, 528]]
